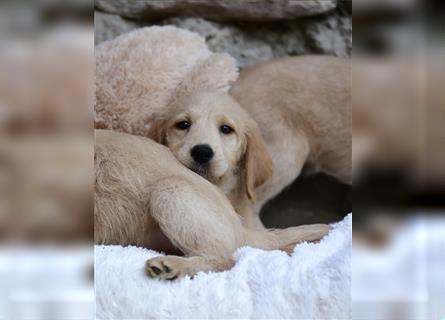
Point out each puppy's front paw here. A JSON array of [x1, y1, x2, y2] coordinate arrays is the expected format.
[[145, 256, 188, 281]]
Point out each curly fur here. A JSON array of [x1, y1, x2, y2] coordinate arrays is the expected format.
[[95, 26, 238, 137]]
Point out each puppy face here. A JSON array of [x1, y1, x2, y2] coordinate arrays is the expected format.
[[150, 90, 273, 200]]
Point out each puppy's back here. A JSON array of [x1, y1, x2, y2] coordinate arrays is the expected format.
[[94, 130, 178, 245], [231, 56, 351, 183], [231, 56, 350, 130]]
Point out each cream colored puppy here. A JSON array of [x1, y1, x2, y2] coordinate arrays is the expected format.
[[95, 129, 329, 280], [149, 90, 273, 229], [230, 56, 352, 216]]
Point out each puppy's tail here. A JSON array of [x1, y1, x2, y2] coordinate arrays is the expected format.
[[244, 224, 330, 254]]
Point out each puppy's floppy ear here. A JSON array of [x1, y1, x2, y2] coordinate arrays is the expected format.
[[147, 118, 167, 145], [244, 120, 274, 201]]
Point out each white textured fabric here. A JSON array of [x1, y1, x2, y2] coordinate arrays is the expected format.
[[96, 214, 351, 319]]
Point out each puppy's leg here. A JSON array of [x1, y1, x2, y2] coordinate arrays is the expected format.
[[145, 256, 233, 280], [146, 177, 329, 280], [146, 177, 245, 280], [245, 223, 330, 254], [145, 223, 331, 280], [271, 224, 330, 253]]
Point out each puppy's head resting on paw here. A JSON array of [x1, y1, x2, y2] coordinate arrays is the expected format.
[[148, 90, 273, 202]]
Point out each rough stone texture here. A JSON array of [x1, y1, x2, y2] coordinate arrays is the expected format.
[[95, 0, 337, 22], [94, 11, 139, 44], [95, 10, 351, 67], [304, 13, 352, 58], [159, 18, 309, 68]]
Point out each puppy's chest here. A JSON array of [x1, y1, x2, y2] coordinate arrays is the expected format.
[[219, 171, 238, 198]]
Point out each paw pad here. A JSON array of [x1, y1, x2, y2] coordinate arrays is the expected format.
[[145, 257, 183, 281]]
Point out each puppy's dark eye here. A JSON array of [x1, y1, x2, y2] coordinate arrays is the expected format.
[[220, 125, 233, 135], [175, 121, 191, 130]]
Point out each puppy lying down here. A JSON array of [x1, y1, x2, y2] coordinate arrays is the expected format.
[[95, 130, 329, 280]]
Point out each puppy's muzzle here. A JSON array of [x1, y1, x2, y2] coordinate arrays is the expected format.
[[191, 144, 214, 165]]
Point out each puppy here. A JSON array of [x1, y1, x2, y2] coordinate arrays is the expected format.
[[230, 56, 352, 215], [148, 90, 273, 230], [95, 129, 329, 279]]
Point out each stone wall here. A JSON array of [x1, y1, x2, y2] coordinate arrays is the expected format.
[[95, 0, 351, 68]]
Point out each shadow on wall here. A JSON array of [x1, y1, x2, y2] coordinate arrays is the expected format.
[[261, 173, 351, 228]]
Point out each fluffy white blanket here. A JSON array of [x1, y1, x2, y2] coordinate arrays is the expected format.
[[96, 214, 351, 319]]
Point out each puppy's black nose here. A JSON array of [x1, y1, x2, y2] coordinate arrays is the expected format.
[[191, 144, 214, 165]]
